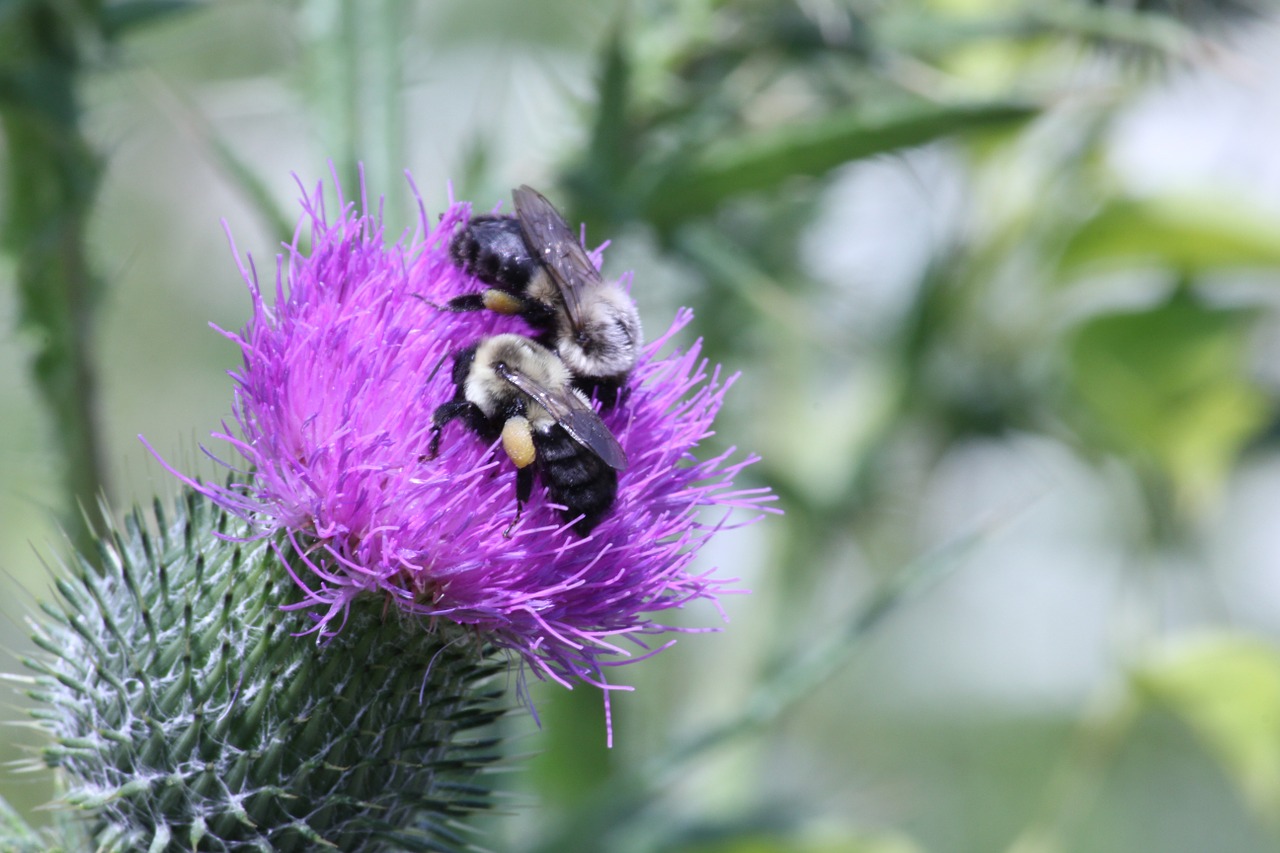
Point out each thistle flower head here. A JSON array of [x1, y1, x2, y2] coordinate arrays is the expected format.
[[169, 176, 774, 725], [27, 494, 503, 851]]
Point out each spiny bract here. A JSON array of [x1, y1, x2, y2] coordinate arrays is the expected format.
[[24, 489, 503, 852]]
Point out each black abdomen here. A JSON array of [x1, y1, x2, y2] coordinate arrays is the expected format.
[[534, 425, 618, 533], [568, 373, 628, 411], [449, 215, 537, 291]]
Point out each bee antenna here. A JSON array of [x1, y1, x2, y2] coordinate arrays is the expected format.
[[409, 292, 443, 310]]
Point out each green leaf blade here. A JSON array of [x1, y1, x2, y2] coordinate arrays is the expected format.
[[644, 99, 1039, 225], [1058, 195, 1280, 278], [1134, 634, 1280, 818], [1064, 297, 1269, 510]]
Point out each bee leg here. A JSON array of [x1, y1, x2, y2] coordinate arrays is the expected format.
[[501, 416, 536, 537], [504, 465, 535, 539], [442, 293, 487, 312], [480, 289, 531, 316], [408, 292, 442, 309], [425, 426, 442, 461], [426, 400, 487, 460], [442, 290, 533, 317]]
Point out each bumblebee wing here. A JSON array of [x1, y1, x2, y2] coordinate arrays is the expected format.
[[513, 185, 600, 334], [495, 363, 628, 471]]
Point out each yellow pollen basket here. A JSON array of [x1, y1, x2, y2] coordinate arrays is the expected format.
[[482, 290, 524, 315], [501, 416, 536, 468]]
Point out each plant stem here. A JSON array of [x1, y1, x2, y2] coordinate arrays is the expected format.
[[0, 1, 110, 555]]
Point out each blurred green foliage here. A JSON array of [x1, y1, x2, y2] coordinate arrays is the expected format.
[[1135, 634, 1280, 816], [4, 0, 1280, 851]]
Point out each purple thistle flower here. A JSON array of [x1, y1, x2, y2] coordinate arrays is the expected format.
[[158, 176, 775, 738]]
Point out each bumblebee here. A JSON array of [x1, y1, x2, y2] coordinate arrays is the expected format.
[[429, 333, 627, 535], [446, 186, 642, 405]]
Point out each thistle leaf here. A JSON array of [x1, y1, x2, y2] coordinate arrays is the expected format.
[[642, 99, 1038, 225]]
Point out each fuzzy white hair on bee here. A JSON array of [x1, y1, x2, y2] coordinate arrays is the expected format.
[[429, 333, 627, 536]]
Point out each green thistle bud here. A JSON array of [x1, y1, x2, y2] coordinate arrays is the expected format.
[[20, 489, 504, 852]]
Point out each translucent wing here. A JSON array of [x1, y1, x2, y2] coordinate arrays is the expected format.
[[495, 362, 628, 471], [513, 185, 600, 335]]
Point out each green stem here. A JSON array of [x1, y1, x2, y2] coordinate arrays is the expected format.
[[369, 0, 407, 217], [299, 0, 362, 195], [0, 1, 110, 555]]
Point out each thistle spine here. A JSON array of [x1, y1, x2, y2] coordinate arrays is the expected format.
[[21, 489, 505, 852]]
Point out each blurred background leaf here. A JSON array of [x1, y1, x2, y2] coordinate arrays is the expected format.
[[1065, 295, 1269, 513], [1057, 195, 1280, 277], [1134, 634, 1280, 820]]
